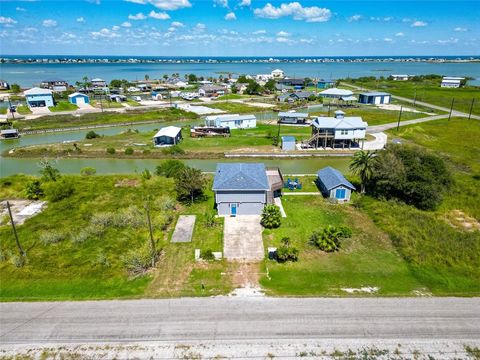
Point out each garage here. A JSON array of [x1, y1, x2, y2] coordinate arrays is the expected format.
[[68, 92, 90, 105]]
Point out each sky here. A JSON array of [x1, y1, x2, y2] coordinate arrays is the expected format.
[[0, 0, 479, 56]]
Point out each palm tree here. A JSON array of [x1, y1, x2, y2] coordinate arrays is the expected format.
[[349, 150, 375, 193]]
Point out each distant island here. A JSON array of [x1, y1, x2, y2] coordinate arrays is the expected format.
[[1, 55, 480, 65]]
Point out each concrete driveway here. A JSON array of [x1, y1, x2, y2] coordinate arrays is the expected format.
[[223, 215, 264, 261]]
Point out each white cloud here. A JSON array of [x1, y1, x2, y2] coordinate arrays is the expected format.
[[171, 21, 184, 27], [90, 28, 120, 39], [214, 0, 229, 8], [253, 2, 331, 22], [148, 10, 170, 20], [0, 16, 17, 25], [42, 19, 57, 27], [168, 27, 176, 32], [411, 21, 427, 27], [122, 21, 132, 27], [454, 27, 467, 32], [195, 23, 206, 32], [348, 14, 362, 22], [402, 18, 412, 23], [253, 29, 266, 34], [112, 25, 120, 31], [384, 37, 393, 42], [76, 17, 85, 23], [128, 12, 147, 20], [369, 16, 392, 22], [276, 37, 290, 43], [225, 11, 236, 20], [437, 37, 459, 45], [124, 0, 191, 10], [276, 31, 290, 37], [238, 0, 250, 6], [395, 32, 404, 37], [16, 7, 26, 11]]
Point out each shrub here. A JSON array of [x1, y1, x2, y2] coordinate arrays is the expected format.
[[10, 254, 26, 268], [142, 149, 151, 155], [39, 231, 66, 245], [93, 252, 110, 268], [162, 145, 185, 156], [25, 180, 44, 200], [276, 237, 299, 263], [124, 147, 134, 155], [261, 204, 281, 229], [155, 159, 186, 178], [85, 130, 100, 139], [204, 212, 217, 227], [309, 225, 352, 252], [106, 147, 116, 155], [114, 206, 144, 228], [154, 213, 174, 231], [45, 178, 74, 202], [80, 167, 96, 176], [141, 168, 151, 180], [174, 167, 206, 203], [157, 195, 176, 211], [122, 244, 158, 276], [71, 224, 105, 244], [39, 159, 60, 182], [90, 212, 115, 227], [201, 249, 215, 261]]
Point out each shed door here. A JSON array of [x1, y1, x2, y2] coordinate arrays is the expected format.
[[76, 97, 85, 105], [335, 188, 346, 199]]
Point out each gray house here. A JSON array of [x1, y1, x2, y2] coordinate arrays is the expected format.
[[212, 163, 283, 216], [153, 126, 182, 146], [317, 166, 355, 203]]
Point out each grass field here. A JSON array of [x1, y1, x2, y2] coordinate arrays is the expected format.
[[344, 78, 480, 115], [205, 102, 266, 114], [0, 174, 231, 300], [12, 108, 199, 131], [48, 101, 79, 112], [16, 105, 32, 115]]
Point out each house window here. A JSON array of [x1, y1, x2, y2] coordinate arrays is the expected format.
[[340, 130, 349, 135], [335, 188, 346, 199], [235, 120, 242, 126]]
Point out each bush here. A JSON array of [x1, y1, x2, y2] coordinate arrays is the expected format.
[[141, 168, 151, 180], [155, 160, 186, 178], [80, 167, 96, 176], [261, 204, 281, 229], [122, 243, 157, 276], [106, 147, 116, 155], [157, 196, 176, 211], [39, 231, 66, 245], [204, 212, 217, 227], [25, 180, 44, 200], [162, 145, 185, 156], [45, 178, 74, 202], [174, 167, 206, 203], [125, 147, 134, 155], [309, 225, 352, 252], [201, 249, 215, 261], [10, 254, 26, 268], [71, 224, 105, 244], [85, 131, 100, 139], [93, 252, 110, 267], [276, 237, 299, 262]]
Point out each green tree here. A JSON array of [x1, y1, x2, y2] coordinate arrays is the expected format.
[[39, 159, 60, 182], [80, 167, 96, 176], [85, 130, 100, 139], [245, 80, 262, 95], [237, 75, 249, 83], [309, 226, 352, 252], [144, 74, 150, 81], [110, 79, 123, 88], [155, 159, 186, 178], [264, 79, 276, 92], [261, 204, 281, 229], [10, 83, 21, 93], [45, 178, 75, 202], [349, 150, 376, 193], [174, 166, 206, 204], [188, 73, 198, 83]]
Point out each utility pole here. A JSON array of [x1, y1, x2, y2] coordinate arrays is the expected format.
[[6, 201, 26, 257], [413, 89, 417, 108], [7, 97, 15, 120], [144, 202, 156, 267], [396, 106, 403, 132], [448, 98, 455, 121], [468, 98, 475, 120]]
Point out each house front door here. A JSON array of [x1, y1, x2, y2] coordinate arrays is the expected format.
[[230, 203, 237, 217]]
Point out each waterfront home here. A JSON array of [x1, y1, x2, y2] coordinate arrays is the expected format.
[[271, 69, 284, 79], [277, 91, 315, 103], [40, 79, 68, 92], [91, 78, 107, 88], [68, 92, 90, 105], [24, 87, 54, 108], [278, 78, 307, 89], [358, 92, 391, 105], [212, 163, 283, 216], [305, 110, 367, 149], [0, 80, 10, 90], [233, 83, 248, 94], [316, 79, 336, 89], [204, 114, 257, 129], [153, 126, 182, 146], [281, 136, 296, 151], [278, 111, 309, 124], [198, 85, 226, 97], [319, 88, 354, 99], [391, 74, 410, 81], [317, 166, 355, 203], [441, 76, 465, 88], [0, 129, 20, 140]]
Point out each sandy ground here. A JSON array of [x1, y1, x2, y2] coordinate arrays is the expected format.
[[0, 200, 46, 225], [230, 99, 277, 108], [376, 103, 436, 115], [177, 103, 226, 115]]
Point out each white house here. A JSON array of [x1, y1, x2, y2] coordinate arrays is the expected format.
[[441, 77, 465, 88], [319, 88, 354, 99], [198, 85, 226, 97], [24, 87, 54, 108], [391, 74, 410, 81], [153, 126, 182, 146], [205, 114, 257, 129], [271, 69, 284, 79], [306, 110, 367, 149]]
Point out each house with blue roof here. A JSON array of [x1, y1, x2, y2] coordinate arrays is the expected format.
[[212, 163, 283, 216], [316, 166, 356, 203]]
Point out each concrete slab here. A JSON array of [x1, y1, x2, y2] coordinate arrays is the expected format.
[[171, 215, 196, 243], [223, 215, 264, 261], [274, 197, 287, 218]]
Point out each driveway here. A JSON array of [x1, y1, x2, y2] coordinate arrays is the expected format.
[[363, 132, 387, 150], [223, 215, 264, 261]]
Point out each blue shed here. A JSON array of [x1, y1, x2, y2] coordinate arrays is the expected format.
[[68, 92, 90, 105], [358, 92, 391, 105], [317, 166, 355, 203], [281, 136, 296, 151]]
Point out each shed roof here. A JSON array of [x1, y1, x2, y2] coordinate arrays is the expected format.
[[340, 95, 358, 101], [153, 126, 182, 138], [319, 88, 353, 97], [206, 114, 256, 122], [24, 87, 53, 96], [281, 136, 296, 142], [278, 112, 308, 118], [68, 92, 89, 98], [91, 78, 105, 82], [212, 163, 270, 191], [1, 129, 19, 135], [293, 91, 315, 99], [317, 166, 355, 191], [311, 116, 367, 130], [360, 92, 391, 97]]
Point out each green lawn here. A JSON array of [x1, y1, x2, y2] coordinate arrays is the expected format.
[[344, 78, 480, 115], [261, 196, 423, 296], [11, 108, 199, 131], [0, 174, 231, 300], [16, 105, 32, 115], [216, 94, 245, 100], [48, 101, 79, 112], [126, 99, 143, 107], [0, 108, 7, 115], [205, 102, 265, 114]]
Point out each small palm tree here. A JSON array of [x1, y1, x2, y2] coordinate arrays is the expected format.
[[349, 150, 375, 193]]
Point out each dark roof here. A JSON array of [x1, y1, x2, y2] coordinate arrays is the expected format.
[[278, 78, 305, 86], [317, 166, 355, 191], [293, 91, 315, 99], [212, 163, 269, 191], [359, 92, 391, 97], [41, 78, 67, 83]]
